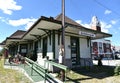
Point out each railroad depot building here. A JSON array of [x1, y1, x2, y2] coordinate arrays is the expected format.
[[0, 14, 112, 70]]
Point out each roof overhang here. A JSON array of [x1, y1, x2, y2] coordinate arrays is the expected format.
[[5, 37, 27, 47], [22, 17, 62, 40], [22, 16, 112, 40], [64, 24, 112, 39]]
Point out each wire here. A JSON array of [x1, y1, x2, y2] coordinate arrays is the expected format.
[[93, 0, 120, 18]]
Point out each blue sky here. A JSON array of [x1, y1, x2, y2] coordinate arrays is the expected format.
[[0, 0, 120, 49]]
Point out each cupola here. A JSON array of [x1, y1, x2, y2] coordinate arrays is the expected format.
[[90, 16, 101, 32]]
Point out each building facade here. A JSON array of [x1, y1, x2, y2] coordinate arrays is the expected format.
[[0, 14, 112, 70]]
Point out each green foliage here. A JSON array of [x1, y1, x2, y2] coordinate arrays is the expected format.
[[114, 65, 120, 76]]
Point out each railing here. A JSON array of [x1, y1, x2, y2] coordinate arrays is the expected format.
[[25, 58, 46, 83], [45, 60, 68, 82], [25, 57, 68, 83], [25, 57, 58, 83]]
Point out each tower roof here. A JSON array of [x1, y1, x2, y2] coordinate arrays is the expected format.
[[91, 16, 101, 27]]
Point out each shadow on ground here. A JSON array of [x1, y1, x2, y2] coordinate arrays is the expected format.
[[66, 65, 115, 83]]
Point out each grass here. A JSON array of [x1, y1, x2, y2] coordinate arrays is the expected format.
[[65, 66, 120, 83], [0, 58, 32, 83], [1, 57, 120, 83]]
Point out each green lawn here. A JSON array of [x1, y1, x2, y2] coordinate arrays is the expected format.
[[0, 58, 32, 83], [66, 66, 120, 83]]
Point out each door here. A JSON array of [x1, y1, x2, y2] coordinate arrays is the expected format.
[[34, 41, 38, 61], [43, 37, 47, 58], [71, 37, 80, 66]]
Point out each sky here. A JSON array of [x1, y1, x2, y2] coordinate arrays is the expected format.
[[0, 0, 120, 50]]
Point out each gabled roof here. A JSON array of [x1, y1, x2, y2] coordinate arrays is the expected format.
[[0, 30, 26, 46], [8, 30, 26, 39], [55, 13, 81, 26]]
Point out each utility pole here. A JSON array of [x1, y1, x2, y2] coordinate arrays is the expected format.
[[59, 0, 65, 81], [61, 0, 65, 47]]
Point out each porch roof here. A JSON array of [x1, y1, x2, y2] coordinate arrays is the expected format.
[[22, 15, 112, 40], [8, 30, 26, 39]]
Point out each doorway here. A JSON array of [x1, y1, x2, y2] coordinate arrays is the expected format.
[[43, 37, 47, 58], [33, 41, 38, 61], [71, 37, 80, 66]]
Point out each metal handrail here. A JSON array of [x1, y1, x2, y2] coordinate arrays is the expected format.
[[45, 60, 68, 82], [25, 57, 59, 83]]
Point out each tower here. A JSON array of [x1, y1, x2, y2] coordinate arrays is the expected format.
[[91, 16, 101, 32]]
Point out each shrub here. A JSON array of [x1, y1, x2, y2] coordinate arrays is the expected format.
[[114, 65, 120, 76]]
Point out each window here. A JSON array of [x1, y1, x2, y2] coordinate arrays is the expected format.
[[20, 44, 27, 53]]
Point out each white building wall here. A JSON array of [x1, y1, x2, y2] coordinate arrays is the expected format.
[[47, 36, 52, 52], [80, 38, 91, 58], [47, 36, 54, 60], [38, 40, 42, 52], [55, 35, 71, 59], [65, 36, 71, 59], [55, 34, 60, 59]]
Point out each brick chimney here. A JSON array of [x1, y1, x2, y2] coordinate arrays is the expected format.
[[91, 16, 101, 32]]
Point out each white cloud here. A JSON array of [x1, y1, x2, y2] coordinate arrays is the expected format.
[[101, 21, 112, 33], [110, 20, 117, 25], [0, 17, 7, 23], [76, 20, 82, 24], [25, 22, 35, 30], [76, 20, 112, 33], [104, 10, 112, 15], [0, 0, 22, 15], [8, 18, 37, 30], [76, 20, 90, 28]]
